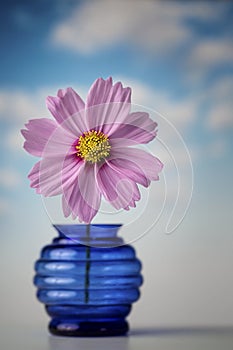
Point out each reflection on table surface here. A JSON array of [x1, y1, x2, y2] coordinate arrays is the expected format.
[[1, 325, 233, 350], [48, 326, 233, 350], [49, 334, 129, 350]]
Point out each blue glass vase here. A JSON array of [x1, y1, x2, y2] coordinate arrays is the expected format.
[[34, 224, 143, 336]]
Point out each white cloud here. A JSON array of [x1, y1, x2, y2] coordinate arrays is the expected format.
[[0, 88, 51, 156], [205, 76, 233, 130], [0, 78, 197, 134], [5, 128, 25, 152], [0, 85, 87, 153], [117, 76, 198, 129], [0, 168, 21, 188], [0, 77, 197, 177], [188, 39, 233, 70], [50, 1, 224, 55], [0, 90, 47, 123], [1, 76, 231, 165], [208, 105, 233, 130], [50, 1, 233, 89], [120, 76, 231, 164], [207, 76, 233, 99], [0, 85, 88, 124]]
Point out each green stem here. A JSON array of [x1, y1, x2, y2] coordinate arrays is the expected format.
[[85, 224, 91, 303]]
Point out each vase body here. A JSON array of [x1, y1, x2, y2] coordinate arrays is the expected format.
[[34, 224, 143, 336]]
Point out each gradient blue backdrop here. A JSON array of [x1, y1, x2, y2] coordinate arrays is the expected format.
[[0, 0, 233, 333]]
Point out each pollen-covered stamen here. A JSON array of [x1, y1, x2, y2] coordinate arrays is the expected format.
[[76, 130, 111, 163]]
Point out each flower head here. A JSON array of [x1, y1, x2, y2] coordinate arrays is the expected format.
[[76, 130, 111, 163], [21, 77, 163, 223]]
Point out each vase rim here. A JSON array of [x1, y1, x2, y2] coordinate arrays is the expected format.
[[53, 224, 122, 229], [53, 224, 123, 245]]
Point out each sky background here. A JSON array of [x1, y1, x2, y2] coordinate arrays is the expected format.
[[0, 0, 233, 334]]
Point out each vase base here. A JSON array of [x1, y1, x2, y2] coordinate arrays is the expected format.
[[49, 320, 129, 337]]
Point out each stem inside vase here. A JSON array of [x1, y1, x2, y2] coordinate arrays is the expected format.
[[85, 224, 90, 303]]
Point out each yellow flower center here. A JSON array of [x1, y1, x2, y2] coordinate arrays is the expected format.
[[76, 130, 111, 163]]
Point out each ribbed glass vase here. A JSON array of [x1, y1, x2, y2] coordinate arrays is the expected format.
[[34, 224, 143, 336]]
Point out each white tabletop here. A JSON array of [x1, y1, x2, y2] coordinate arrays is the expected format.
[[1, 325, 233, 350]]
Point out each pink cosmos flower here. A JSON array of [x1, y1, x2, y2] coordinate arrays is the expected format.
[[21, 77, 163, 223]]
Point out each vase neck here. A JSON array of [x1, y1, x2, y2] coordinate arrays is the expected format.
[[53, 224, 123, 248]]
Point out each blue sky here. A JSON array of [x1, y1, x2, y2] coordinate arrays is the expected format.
[[1, 0, 233, 328], [0, 0, 233, 230]]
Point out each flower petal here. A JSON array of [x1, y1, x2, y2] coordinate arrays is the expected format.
[[86, 77, 131, 108], [62, 194, 72, 218], [96, 162, 140, 210], [28, 161, 41, 194], [86, 77, 131, 135], [46, 88, 87, 136], [46, 87, 85, 124], [110, 112, 157, 145], [106, 158, 150, 188], [110, 147, 163, 181], [63, 163, 101, 223], [39, 123, 78, 158], [21, 118, 57, 157], [28, 154, 84, 197]]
